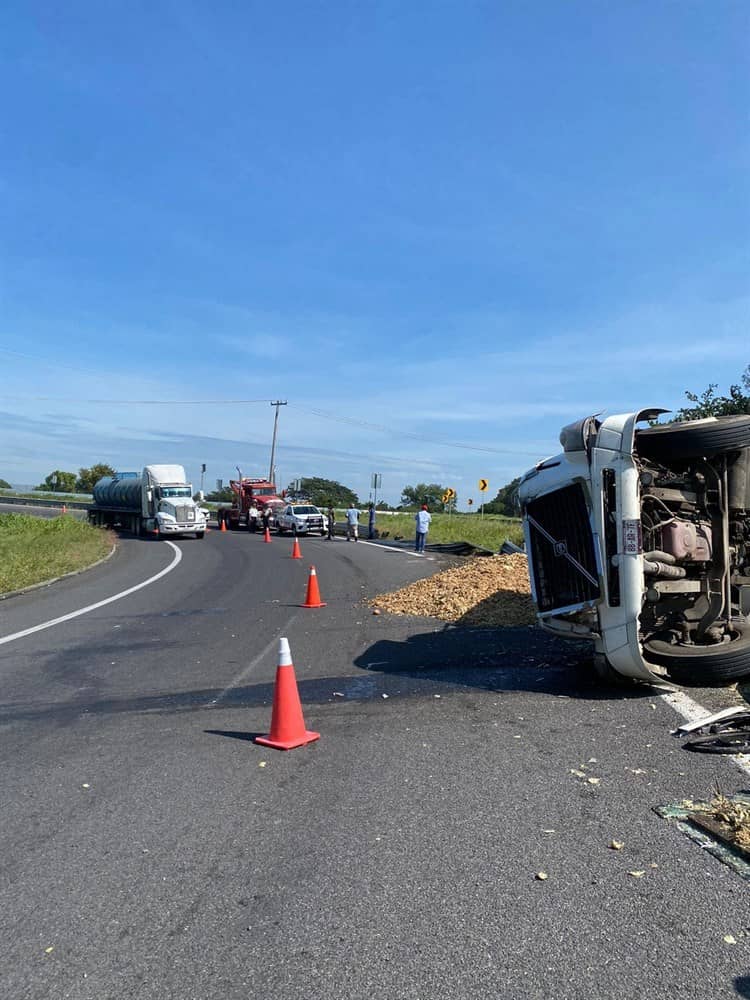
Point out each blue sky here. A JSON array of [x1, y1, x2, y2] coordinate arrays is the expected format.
[[1, 2, 748, 505]]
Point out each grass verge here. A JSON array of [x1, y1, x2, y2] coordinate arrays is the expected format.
[[0, 513, 114, 595], [372, 512, 525, 549]]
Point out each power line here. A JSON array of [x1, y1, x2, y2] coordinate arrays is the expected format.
[[3, 397, 275, 404], [1, 395, 542, 456], [289, 404, 538, 456]]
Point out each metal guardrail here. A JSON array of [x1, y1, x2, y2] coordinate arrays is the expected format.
[[0, 496, 90, 510]]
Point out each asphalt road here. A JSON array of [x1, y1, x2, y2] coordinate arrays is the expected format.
[[0, 500, 87, 520], [1, 526, 749, 1000]]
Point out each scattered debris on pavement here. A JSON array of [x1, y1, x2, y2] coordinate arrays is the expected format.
[[678, 711, 750, 755], [369, 554, 534, 627], [655, 792, 750, 881], [690, 790, 750, 855]]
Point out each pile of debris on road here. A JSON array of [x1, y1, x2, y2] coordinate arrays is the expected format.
[[369, 553, 535, 627]]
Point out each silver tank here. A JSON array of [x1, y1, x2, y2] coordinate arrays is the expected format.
[[93, 476, 143, 510]]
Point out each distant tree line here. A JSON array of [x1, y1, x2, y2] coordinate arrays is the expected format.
[[33, 464, 116, 494]]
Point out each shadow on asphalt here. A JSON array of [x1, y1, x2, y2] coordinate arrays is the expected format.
[[735, 977, 750, 999], [0, 627, 656, 726], [353, 625, 654, 702], [205, 729, 265, 742]]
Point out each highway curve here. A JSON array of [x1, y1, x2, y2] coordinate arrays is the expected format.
[[1, 528, 749, 1000]]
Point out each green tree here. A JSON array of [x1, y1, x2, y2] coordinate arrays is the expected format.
[[76, 463, 116, 492], [400, 483, 447, 511], [675, 365, 750, 420], [288, 477, 360, 508], [483, 476, 522, 516], [36, 470, 78, 492], [0, 478, 11, 489], [205, 487, 234, 503]]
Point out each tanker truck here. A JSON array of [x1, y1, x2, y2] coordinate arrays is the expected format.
[[88, 465, 207, 539]]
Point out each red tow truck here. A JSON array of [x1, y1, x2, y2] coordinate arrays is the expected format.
[[216, 477, 285, 531]]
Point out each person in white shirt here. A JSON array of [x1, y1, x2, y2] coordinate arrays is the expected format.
[[248, 503, 260, 532], [346, 506, 361, 541], [415, 504, 431, 553]]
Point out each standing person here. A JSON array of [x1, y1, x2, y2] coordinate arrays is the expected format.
[[368, 503, 376, 540], [415, 504, 431, 553], [261, 506, 271, 532], [326, 505, 336, 540], [248, 502, 260, 532], [345, 504, 361, 542]]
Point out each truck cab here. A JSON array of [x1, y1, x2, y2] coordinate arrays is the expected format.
[[519, 411, 750, 686], [217, 477, 284, 531]]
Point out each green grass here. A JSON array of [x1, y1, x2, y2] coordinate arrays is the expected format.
[[366, 511, 524, 549], [0, 513, 114, 594], [0, 489, 92, 502]]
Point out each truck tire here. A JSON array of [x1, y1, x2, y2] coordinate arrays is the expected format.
[[196, 532, 205, 540], [643, 621, 750, 684], [635, 415, 750, 462]]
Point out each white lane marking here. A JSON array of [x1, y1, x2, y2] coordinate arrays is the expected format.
[[206, 621, 298, 707], [0, 542, 183, 647], [356, 540, 433, 559], [661, 688, 750, 778]]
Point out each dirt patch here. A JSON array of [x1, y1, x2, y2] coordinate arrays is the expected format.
[[369, 553, 536, 627]]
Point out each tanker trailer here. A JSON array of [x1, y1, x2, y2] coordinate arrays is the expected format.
[[88, 465, 207, 538]]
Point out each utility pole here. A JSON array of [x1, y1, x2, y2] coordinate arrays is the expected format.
[[268, 401, 287, 483], [371, 473, 382, 508]]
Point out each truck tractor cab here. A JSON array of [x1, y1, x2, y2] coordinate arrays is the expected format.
[[519, 411, 750, 686]]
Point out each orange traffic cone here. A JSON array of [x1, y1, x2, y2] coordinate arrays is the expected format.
[[302, 565, 326, 608], [291, 536, 302, 559], [220, 518, 227, 532], [264, 526, 272, 543], [255, 637, 320, 751]]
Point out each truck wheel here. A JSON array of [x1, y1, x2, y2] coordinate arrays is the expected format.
[[635, 415, 750, 462], [643, 621, 750, 684], [196, 532, 205, 540]]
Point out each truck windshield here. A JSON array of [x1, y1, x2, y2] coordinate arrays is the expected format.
[[160, 487, 192, 498], [254, 487, 275, 496]]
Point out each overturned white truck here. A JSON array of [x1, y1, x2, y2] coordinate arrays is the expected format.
[[519, 410, 750, 686], [89, 465, 207, 539]]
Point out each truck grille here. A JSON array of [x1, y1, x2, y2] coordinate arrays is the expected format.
[[526, 484, 600, 612], [175, 505, 195, 522]]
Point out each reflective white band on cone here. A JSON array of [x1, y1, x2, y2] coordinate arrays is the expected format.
[[278, 636, 293, 667]]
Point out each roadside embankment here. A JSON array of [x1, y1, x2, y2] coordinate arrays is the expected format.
[[0, 513, 114, 595], [373, 511, 525, 549]]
